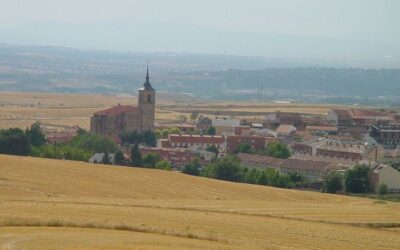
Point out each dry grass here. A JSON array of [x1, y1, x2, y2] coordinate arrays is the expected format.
[[0, 154, 400, 249], [0, 91, 341, 129]]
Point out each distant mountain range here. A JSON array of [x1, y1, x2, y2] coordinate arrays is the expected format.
[[0, 19, 399, 68], [0, 43, 399, 106]]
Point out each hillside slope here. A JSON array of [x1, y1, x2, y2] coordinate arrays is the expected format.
[[0, 154, 400, 249]]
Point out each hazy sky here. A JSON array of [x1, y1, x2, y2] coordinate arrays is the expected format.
[[0, 0, 398, 42]]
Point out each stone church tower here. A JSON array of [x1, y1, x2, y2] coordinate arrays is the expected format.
[[138, 66, 155, 131]]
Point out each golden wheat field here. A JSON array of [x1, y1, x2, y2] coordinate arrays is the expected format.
[[0, 154, 400, 249], [0, 91, 335, 130]]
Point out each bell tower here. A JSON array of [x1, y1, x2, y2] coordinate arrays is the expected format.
[[138, 65, 155, 131]]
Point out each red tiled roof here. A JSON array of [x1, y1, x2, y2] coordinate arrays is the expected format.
[[332, 109, 351, 118], [238, 153, 285, 167], [169, 134, 224, 144], [279, 159, 332, 171], [94, 105, 140, 116]]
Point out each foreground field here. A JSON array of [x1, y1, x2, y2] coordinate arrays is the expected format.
[[0, 155, 400, 249], [0, 91, 336, 130]]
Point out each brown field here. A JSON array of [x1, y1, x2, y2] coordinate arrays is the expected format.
[[0, 91, 338, 130], [0, 154, 400, 249]]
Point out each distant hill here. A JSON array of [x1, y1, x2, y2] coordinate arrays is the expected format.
[[0, 154, 400, 249], [0, 44, 399, 106]]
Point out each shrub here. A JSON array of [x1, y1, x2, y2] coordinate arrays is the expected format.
[[265, 142, 290, 159], [378, 183, 388, 196], [345, 165, 372, 193], [323, 171, 344, 194], [155, 160, 172, 170]]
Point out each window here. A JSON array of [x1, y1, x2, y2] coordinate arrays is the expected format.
[[147, 94, 151, 103]]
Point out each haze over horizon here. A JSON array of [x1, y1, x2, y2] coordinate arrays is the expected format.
[[0, 0, 399, 62]]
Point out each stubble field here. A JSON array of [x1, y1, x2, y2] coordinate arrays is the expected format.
[[0, 154, 399, 249], [0, 91, 334, 130]]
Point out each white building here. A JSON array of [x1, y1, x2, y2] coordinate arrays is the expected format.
[[372, 164, 400, 193]]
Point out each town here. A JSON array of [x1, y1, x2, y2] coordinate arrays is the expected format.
[[3, 67, 397, 196]]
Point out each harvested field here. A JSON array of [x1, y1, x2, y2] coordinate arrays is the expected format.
[[0, 91, 341, 130], [0, 154, 399, 249]]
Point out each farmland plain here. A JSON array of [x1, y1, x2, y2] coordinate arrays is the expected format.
[[0, 154, 399, 249], [0, 91, 335, 130]]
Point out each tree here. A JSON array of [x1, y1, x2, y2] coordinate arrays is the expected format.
[[378, 183, 388, 196], [206, 126, 216, 135], [183, 158, 201, 176], [323, 171, 343, 194], [345, 165, 372, 193], [142, 130, 156, 147], [114, 151, 125, 165], [0, 128, 31, 156], [102, 152, 111, 165], [25, 122, 46, 147], [234, 142, 254, 154], [265, 142, 290, 159], [119, 130, 143, 145], [131, 144, 142, 167], [206, 145, 219, 157], [155, 160, 172, 170], [204, 156, 243, 182], [69, 133, 117, 153], [142, 152, 161, 168]]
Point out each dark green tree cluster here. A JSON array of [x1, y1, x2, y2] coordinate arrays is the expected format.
[[265, 142, 290, 159], [242, 168, 296, 188], [345, 165, 372, 193], [206, 126, 216, 135], [322, 171, 344, 194], [198, 156, 302, 188], [30, 144, 92, 161], [69, 131, 118, 153], [0, 128, 31, 156], [119, 130, 156, 147], [234, 142, 254, 154], [183, 158, 202, 176]]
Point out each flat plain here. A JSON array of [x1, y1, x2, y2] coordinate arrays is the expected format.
[[0, 154, 400, 249], [0, 91, 335, 129]]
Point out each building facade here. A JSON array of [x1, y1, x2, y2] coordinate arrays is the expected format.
[[90, 68, 155, 137]]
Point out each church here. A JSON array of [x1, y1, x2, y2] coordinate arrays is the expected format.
[[90, 67, 156, 139]]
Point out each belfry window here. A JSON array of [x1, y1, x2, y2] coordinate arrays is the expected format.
[[147, 94, 151, 103]]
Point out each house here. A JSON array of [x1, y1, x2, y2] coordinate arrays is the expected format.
[[237, 153, 284, 170], [140, 147, 198, 169], [278, 159, 336, 182], [371, 164, 400, 193], [90, 68, 155, 138], [327, 109, 353, 127], [89, 153, 115, 164], [327, 108, 391, 127], [370, 124, 400, 148], [226, 135, 270, 154], [275, 124, 297, 137], [291, 138, 378, 164], [266, 112, 303, 128], [162, 134, 225, 152], [212, 117, 240, 135], [196, 117, 212, 131], [238, 153, 337, 182]]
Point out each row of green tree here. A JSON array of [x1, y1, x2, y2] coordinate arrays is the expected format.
[[183, 156, 304, 189], [234, 141, 291, 159], [0, 123, 119, 162], [323, 165, 385, 195]]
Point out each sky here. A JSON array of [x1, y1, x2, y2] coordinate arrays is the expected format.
[[0, 0, 399, 57]]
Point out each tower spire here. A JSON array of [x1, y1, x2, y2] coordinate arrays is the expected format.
[[146, 63, 149, 82], [142, 63, 154, 90]]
